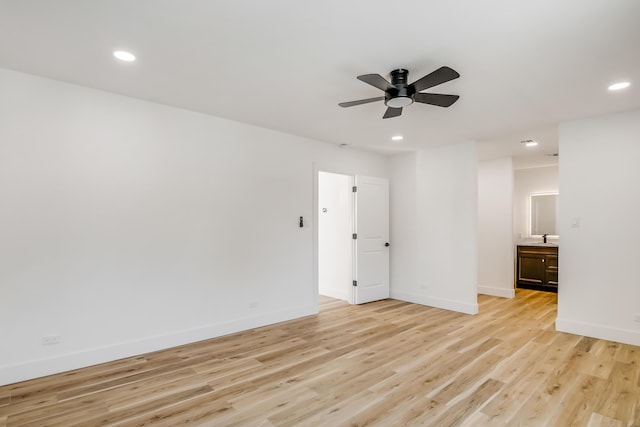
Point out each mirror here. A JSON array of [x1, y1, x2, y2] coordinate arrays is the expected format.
[[530, 193, 558, 236]]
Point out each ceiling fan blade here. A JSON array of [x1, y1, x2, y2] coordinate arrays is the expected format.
[[410, 66, 460, 92], [338, 96, 385, 108], [357, 74, 394, 92], [383, 107, 402, 119], [414, 93, 460, 107]]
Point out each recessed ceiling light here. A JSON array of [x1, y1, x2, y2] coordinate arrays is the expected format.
[[113, 50, 136, 62], [391, 135, 403, 141], [608, 81, 630, 91], [521, 139, 538, 147]]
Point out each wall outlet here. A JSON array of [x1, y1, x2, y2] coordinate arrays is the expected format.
[[42, 335, 61, 345], [633, 314, 640, 323]]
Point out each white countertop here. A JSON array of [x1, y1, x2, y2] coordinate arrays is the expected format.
[[517, 242, 559, 247]]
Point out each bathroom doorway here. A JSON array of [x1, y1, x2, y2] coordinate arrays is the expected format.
[[318, 171, 353, 303], [317, 171, 390, 304]]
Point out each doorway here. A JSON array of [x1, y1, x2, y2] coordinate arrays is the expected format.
[[317, 171, 390, 305], [318, 171, 353, 303]]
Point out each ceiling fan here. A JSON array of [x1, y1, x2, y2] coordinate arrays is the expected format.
[[338, 66, 460, 119]]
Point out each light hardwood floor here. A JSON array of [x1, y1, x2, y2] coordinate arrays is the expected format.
[[1, 290, 639, 426]]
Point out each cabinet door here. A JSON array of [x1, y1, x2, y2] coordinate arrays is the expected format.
[[518, 253, 545, 283], [545, 254, 558, 286]]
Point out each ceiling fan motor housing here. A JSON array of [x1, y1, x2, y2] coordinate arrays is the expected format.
[[390, 69, 410, 86], [385, 69, 415, 108]]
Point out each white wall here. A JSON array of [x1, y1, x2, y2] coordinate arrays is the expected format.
[[556, 109, 640, 346], [513, 165, 559, 241], [477, 157, 515, 298], [389, 153, 419, 295], [390, 142, 478, 314], [318, 172, 352, 301], [0, 68, 389, 385]]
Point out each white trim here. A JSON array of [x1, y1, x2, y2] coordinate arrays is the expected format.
[[391, 290, 478, 315], [312, 162, 320, 307], [318, 289, 350, 301], [0, 305, 316, 386], [555, 317, 640, 346], [478, 286, 515, 298]]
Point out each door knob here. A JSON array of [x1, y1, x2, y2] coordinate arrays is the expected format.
[[385, 242, 390, 247]]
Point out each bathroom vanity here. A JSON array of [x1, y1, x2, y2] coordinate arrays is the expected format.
[[516, 244, 558, 292]]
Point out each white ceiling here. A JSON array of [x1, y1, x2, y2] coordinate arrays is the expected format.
[[1, 0, 638, 161]]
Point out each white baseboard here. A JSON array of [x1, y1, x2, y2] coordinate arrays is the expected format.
[[319, 289, 349, 302], [391, 290, 478, 315], [0, 305, 316, 386], [478, 286, 515, 298], [555, 317, 640, 346]]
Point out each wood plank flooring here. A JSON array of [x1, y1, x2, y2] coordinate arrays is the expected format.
[[1, 290, 639, 426]]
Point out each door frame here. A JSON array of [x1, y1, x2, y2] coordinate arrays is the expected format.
[[314, 165, 391, 307]]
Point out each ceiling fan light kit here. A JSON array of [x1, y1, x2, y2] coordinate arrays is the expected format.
[[339, 66, 460, 119]]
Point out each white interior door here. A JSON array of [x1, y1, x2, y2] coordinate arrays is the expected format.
[[353, 175, 389, 304]]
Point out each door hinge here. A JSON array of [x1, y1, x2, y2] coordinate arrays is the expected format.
[[352, 233, 357, 239], [353, 280, 357, 287], [352, 186, 357, 192]]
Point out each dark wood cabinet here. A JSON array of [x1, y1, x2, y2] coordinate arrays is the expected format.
[[516, 245, 558, 292]]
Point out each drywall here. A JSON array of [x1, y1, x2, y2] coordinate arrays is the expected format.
[[318, 172, 352, 302], [0, 68, 388, 385], [513, 165, 559, 241], [389, 153, 419, 297], [477, 157, 514, 298], [556, 109, 640, 345], [390, 142, 478, 314]]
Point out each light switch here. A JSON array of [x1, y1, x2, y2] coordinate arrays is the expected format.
[[571, 217, 580, 228]]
